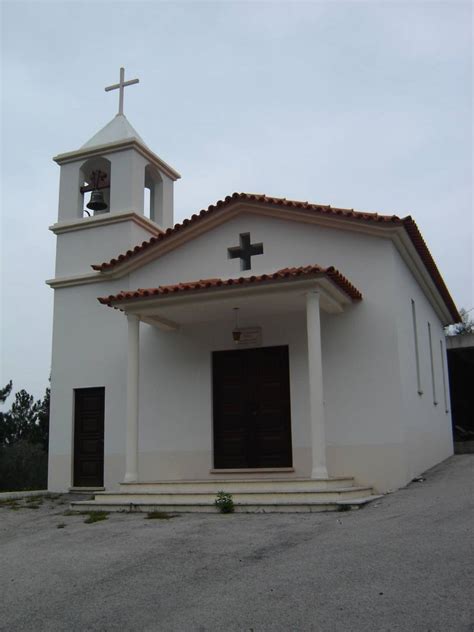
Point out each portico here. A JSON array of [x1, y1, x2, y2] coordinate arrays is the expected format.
[[99, 265, 362, 485]]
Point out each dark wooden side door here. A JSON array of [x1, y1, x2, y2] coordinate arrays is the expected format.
[[213, 346, 292, 468], [73, 388, 105, 487]]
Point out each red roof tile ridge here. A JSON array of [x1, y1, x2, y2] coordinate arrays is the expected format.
[[97, 264, 362, 306], [91, 192, 400, 272], [90, 192, 458, 322], [400, 215, 459, 321]]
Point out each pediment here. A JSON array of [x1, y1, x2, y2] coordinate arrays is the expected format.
[[92, 193, 401, 275], [90, 193, 458, 325]]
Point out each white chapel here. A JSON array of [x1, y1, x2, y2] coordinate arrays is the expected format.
[[47, 69, 459, 511]]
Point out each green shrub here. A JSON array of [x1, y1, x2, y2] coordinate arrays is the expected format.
[[0, 441, 48, 492], [214, 491, 234, 514], [83, 511, 108, 524]]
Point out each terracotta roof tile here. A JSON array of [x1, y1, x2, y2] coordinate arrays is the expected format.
[[98, 265, 362, 307], [91, 192, 399, 272], [92, 192, 459, 322], [401, 216, 458, 321]]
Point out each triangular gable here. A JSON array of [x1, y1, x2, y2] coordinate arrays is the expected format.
[[91, 192, 459, 323], [92, 192, 399, 272]]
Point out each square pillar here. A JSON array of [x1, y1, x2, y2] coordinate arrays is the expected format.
[[306, 291, 328, 478], [124, 313, 140, 483]]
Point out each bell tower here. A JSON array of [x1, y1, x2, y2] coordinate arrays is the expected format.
[[50, 68, 180, 279]]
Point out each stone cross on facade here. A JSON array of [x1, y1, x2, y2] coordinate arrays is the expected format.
[[228, 233, 264, 271], [105, 67, 139, 116]]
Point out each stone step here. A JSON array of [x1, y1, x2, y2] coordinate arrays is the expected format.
[[118, 477, 356, 494], [70, 496, 382, 514], [94, 487, 373, 505]]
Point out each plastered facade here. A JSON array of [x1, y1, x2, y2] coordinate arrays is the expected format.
[[48, 210, 454, 493]]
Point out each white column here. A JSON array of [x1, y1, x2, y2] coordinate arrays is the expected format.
[[124, 313, 140, 483], [306, 291, 328, 478]]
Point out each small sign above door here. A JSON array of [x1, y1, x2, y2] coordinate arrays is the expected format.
[[234, 327, 262, 347]]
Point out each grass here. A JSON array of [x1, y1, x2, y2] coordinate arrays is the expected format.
[[83, 511, 109, 524], [61, 509, 110, 523], [0, 499, 20, 508], [0, 497, 44, 510], [0, 499, 29, 511], [25, 495, 45, 504], [146, 511, 175, 520], [0, 493, 53, 511]]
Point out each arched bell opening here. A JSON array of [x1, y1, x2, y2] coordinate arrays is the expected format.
[[144, 164, 163, 223], [80, 157, 111, 217]]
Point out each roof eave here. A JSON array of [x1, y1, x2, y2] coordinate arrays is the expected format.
[[53, 138, 181, 181]]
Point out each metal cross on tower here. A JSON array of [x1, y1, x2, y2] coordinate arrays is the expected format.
[[228, 233, 264, 271], [105, 67, 139, 116]]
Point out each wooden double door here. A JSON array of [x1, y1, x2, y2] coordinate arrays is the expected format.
[[73, 387, 104, 487], [212, 346, 292, 469]]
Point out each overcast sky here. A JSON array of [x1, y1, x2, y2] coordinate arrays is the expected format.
[[1, 0, 472, 398]]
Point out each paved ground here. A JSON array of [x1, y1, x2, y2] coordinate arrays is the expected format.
[[1, 456, 473, 632]]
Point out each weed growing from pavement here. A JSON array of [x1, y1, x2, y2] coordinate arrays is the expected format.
[[26, 496, 44, 505], [0, 498, 20, 506], [146, 511, 175, 520], [83, 511, 108, 524], [0, 499, 24, 510], [214, 491, 235, 513]]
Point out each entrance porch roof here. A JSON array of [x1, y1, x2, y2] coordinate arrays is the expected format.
[[98, 265, 362, 330]]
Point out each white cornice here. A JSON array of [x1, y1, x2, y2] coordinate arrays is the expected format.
[[100, 207, 242, 278], [97, 203, 456, 324], [391, 231, 452, 325], [47, 203, 456, 324], [49, 211, 164, 236], [46, 271, 103, 289], [53, 139, 181, 181], [100, 204, 400, 278], [112, 277, 353, 316]]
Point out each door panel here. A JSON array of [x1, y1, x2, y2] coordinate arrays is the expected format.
[[73, 388, 104, 487], [213, 346, 292, 468]]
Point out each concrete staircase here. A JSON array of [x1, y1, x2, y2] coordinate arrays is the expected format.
[[71, 477, 382, 513]]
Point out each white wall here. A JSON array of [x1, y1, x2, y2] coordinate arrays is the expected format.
[[49, 210, 453, 493], [137, 313, 311, 480], [57, 149, 150, 222], [129, 214, 409, 490], [391, 243, 453, 482], [55, 220, 156, 277], [48, 279, 129, 491]]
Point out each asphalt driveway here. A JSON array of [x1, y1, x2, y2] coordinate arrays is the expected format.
[[1, 456, 472, 632]]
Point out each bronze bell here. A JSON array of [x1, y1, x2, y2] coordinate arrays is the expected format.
[[87, 190, 108, 212]]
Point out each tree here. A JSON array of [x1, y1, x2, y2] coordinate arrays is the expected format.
[[2, 389, 40, 446], [0, 381, 12, 404], [0, 384, 49, 448], [453, 308, 474, 335], [446, 307, 474, 337], [32, 387, 50, 451], [0, 382, 50, 491]]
